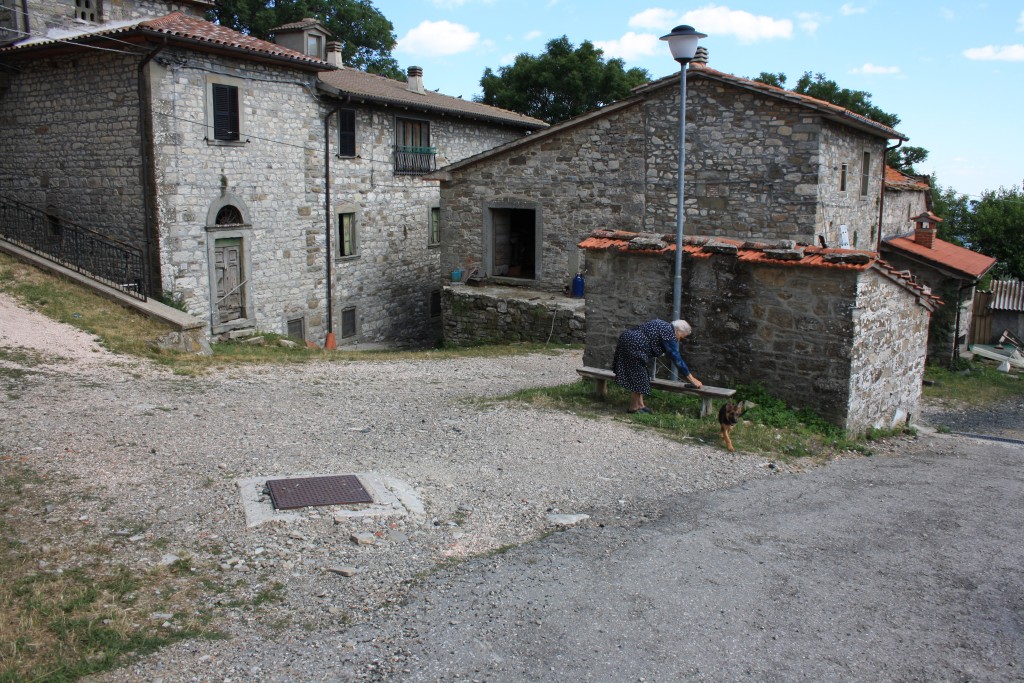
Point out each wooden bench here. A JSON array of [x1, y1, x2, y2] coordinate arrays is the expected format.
[[576, 366, 735, 418]]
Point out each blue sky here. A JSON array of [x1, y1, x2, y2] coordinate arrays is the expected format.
[[382, 1, 1023, 199]]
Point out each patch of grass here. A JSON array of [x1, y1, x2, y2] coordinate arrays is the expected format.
[[924, 361, 1024, 407], [506, 380, 904, 459]]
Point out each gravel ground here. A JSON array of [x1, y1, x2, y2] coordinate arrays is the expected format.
[[0, 292, 1016, 681]]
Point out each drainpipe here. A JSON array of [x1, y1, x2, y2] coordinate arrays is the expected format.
[[324, 104, 342, 347], [876, 139, 902, 253], [137, 43, 165, 298]]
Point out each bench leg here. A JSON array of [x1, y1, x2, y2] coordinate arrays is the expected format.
[[595, 378, 608, 399], [700, 397, 713, 418]]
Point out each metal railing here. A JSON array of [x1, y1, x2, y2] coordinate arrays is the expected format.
[[394, 146, 437, 175], [0, 195, 148, 300]]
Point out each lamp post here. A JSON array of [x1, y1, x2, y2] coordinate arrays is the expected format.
[[660, 24, 705, 379]]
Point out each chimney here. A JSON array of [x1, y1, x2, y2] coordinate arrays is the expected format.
[[407, 66, 425, 94], [691, 46, 709, 66], [911, 210, 942, 249], [326, 41, 343, 68]]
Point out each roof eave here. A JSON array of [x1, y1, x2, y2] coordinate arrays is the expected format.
[[880, 241, 997, 281]]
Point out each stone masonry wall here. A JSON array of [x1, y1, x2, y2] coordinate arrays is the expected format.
[[0, 52, 145, 244], [22, 0, 206, 31], [815, 126, 886, 250], [582, 243, 927, 432], [441, 287, 585, 346], [847, 268, 929, 431], [880, 189, 926, 241]]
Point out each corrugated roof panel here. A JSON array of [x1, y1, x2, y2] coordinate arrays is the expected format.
[[990, 280, 1024, 312]]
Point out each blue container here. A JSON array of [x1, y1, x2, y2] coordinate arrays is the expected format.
[[571, 273, 585, 298]]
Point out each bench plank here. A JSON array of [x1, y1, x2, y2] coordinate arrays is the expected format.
[[577, 366, 735, 417]]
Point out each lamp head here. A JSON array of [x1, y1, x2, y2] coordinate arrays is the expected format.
[[660, 25, 707, 64]]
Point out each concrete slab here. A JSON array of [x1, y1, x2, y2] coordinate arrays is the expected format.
[[236, 472, 426, 528]]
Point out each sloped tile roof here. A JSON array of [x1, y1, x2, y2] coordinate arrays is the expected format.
[[883, 234, 997, 280], [0, 11, 330, 70], [635, 64, 907, 141], [885, 166, 930, 192], [579, 230, 941, 308], [318, 68, 547, 130], [270, 18, 327, 33], [990, 280, 1024, 312]]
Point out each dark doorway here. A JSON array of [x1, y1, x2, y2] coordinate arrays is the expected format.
[[490, 208, 536, 279]]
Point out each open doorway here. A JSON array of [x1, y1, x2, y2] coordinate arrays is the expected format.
[[489, 208, 536, 279]]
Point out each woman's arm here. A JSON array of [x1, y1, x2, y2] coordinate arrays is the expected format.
[[661, 339, 702, 387]]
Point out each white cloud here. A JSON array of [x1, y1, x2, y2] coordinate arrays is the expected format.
[[595, 32, 662, 60], [850, 63, 901, 75], [963, 44, 1024, 61], [628, 8, 679, 29], [397, 20, 480, 56], [940, 8, 955, 21], [840, 3, 866, 15], [524, 30, 542, 41], [629, 6, 791, 42], [796, 12, 821, 35]]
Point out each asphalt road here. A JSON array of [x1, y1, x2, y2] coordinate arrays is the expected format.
[[351, 433, 1024, 682]]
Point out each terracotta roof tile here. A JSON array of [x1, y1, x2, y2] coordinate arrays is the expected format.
[[580, 230, 941, 307], [883, 234, 997, 279], [318, 69, 547, 129], [884, 166, 931, 192]]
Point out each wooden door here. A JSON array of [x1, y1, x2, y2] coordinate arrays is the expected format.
[[215, 238, 244, 323]]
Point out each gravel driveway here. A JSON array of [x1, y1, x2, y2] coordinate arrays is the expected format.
[[1, 293, 1018, 681]]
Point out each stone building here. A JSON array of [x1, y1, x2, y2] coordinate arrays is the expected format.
[[432, 62, 906, 296], [0, 1, 545, 346], [880, 166, 930, 243], [579, 230, 940, 434]]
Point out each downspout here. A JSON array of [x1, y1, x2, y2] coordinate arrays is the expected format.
[[876, 139, 902, 253], [137, 42, 165, 298], [20, 0, 29, 34], [324, 104, 342, 344]]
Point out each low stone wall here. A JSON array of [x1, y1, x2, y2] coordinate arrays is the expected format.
[[441, 285, 585, 346]]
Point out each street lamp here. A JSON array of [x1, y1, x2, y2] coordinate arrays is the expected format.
[[660, 24, 705, 380]]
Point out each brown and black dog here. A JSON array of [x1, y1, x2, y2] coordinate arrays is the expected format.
[[718, 400, 746, 451]]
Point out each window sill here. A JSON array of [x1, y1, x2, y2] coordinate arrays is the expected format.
[[428, 243, 441, 249], [336, 254, 361, 262], [206, 138, 246, 147]]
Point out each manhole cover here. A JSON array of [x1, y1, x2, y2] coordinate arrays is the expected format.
[[266, 475, 373, 510]]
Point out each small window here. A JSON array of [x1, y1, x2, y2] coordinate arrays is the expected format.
[[212, 83, 240, 142], [395, 117, 435, 174], [45, 213, 62, 239], [840, 163, 848, 192], [338, 110, 356, 157], [75, 0, 100, 22], [215, 205, 244, 225], [307, 34, 323, 59], [341, 307, 357, 338], [286, 317, 305, 342], [338, 212, 357, 257], [429, 290, 442, 318], [428, 207, 441, 246], [860, 152, 871, 196]]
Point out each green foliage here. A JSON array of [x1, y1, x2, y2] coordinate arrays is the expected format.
[[752, 71, 786, 88], [793, 71, 900, 128], [924, 362, 1024, 406], [477, 36, 650, 124], [931, 182, 972, 245], [932, 181, 1024, 280], [207, 0, 401, 78], [887, 145, 929, 175]]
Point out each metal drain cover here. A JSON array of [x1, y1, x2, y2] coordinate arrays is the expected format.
[[266, 475, 373, 510]]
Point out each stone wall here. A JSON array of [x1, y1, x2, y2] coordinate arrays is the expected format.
[[441, 286, 585, 346], [20, 0, 205, 32], [0, 52, 146, 244], [880, 188, 926, 241], [815, 126, 886, 249], [582, 239, 931, 433]]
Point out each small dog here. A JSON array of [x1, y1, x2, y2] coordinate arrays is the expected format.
[[718, 400, 746, 451]]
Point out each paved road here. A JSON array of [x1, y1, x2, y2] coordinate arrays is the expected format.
[[350, 434, 1024, 681]]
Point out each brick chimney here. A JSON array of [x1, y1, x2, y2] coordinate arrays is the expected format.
[[326, 41, 343, 68], [407, 66, 425, 94], [691, 46, 709, 66], [911, 210, 942, 249]]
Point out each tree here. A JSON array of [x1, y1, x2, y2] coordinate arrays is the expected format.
[[751, 71, 929, 174], [207, 0, 401, 78], [477, 36, 650, 125], [968, 185, 1024, 280], [930, 182, 971, 246]]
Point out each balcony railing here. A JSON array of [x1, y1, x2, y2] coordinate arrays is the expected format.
[[0, 195, 149, 300], [394, 146, 437, 175]]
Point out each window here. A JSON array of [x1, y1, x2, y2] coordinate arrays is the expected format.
[[341, 307, 357, 338], [428, 207, 441, 246], [338, 212, 357, 257], [287, 317, 305, 342], [860, 152, 871, 197], [307, 34, 323, 59], [395, 117, 435, 174], [75, 0, 100, 22], [212, 84, 240, 141], [840, 163, 848, 192], [337, 109, 356, 157]]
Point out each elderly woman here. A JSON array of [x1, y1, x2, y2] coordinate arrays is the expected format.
[[612, 319, 702, 414]]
